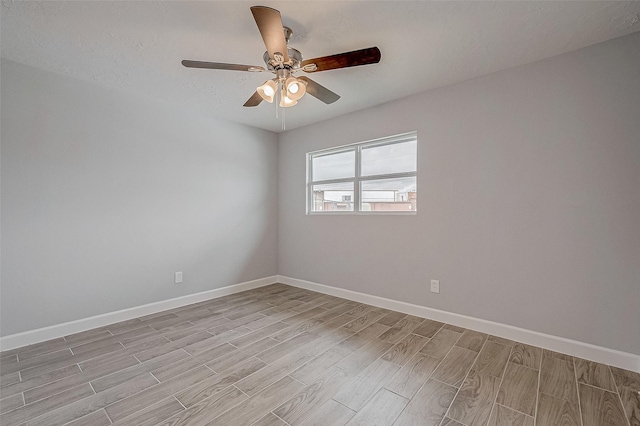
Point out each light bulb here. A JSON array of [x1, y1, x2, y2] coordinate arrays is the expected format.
[[280, 95, 297, 108], [284, 77, 305, 101], [257, 80, 277, 103]]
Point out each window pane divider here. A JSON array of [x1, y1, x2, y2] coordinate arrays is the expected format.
[[309, 177, 358, 186], [358, 171, 417, 181], [310, 172, 416, 187]]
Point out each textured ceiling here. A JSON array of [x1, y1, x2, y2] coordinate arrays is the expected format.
[[2, 1, 639, 133]]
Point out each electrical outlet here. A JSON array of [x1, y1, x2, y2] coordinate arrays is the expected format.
[[174, 271, 183, 284], [430, 279, 440, 293]]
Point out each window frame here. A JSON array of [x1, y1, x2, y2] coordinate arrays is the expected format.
[[306, 132, 417, 215]]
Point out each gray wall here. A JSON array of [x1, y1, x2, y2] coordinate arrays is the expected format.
[[1, 59, 278, 336], [278, 33, 640, 355]]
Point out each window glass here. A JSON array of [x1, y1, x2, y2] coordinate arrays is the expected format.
[[307, 132, 417, 214], [360, 177, 416, 212], [311, 182, 354, 212], [312, 150, 355, 181], [361, 140, 417, 176]]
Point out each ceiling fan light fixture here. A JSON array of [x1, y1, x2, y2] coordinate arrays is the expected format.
[[279, 87, 298, 108], [257, 80, 277, 103], [285, 76, 305, 101]]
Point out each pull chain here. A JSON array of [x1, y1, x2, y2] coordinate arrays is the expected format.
[[282, 105, 286, 131]]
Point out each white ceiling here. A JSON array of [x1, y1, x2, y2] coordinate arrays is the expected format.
[[2, 1, 639, 133]]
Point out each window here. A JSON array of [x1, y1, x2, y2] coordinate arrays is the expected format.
[[307, 132, 417, 213]]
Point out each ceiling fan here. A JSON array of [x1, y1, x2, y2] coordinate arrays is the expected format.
[[181, 6, 381, 108]]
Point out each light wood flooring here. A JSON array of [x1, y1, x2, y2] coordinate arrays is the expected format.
[[1, 283, 638, 426]]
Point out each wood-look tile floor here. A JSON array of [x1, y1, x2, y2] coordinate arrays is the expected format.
[[1, 284, 638, 426]]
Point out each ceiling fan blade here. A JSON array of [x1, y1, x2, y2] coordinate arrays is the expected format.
[[297, 76, 340, 104], [181, 60, 265, 72], [243, 91, 263, 107], [301, 47, 381, 72], [250, 6, 289, 62]]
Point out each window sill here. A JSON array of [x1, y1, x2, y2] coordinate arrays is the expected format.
[[306, 211, 417, 216]]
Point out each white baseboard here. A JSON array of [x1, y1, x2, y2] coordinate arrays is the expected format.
[[277, 275, 640, 373], [0, 276, 278, 352], [5, 274, 638, 373]]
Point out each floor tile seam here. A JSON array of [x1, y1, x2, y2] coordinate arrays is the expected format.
[[577, 379, 620, 394], [171, 381, 239, 415], [506, 359, 540, 373], [18, 348, 127, 382], [63, 334, 116, 349], [407, 331, 434, 342], [108, 324, 155, 338], [7, 365, 89, 405], [537, 388, 580, 405], [267, 376, 311, 426], [265, 326, 314, 344], [153, 350, 219, 382], [306, 318, 355, 339], [254, 330, 321, 363], [209, 383, 255, 424], [533, 358, 542, 421], [149, 371, 161, 384], [99, 372, 161, 414], [340, 339, 396, 377], [269, 410, 293, 426], [383, 336, 431, 368], [287, 348, 347, 387], [10, 348, 75, 373], [541, 351, 574, 364], [174, 394, 188, 410], [253, 353, 270, 364], [487, 339, 512, 350], [102, 368, 209, 423], [329, 397, 357, 414], [573, 357, 586, 426], [429, 323, 446, 340], [404, 326, 463, 403], [149, 320, 195, 334], [99, 407, 114, 425], [227, 341, 241, 351], [120, 332, 172, 348], [391, 377, 425, 426], [382, 386, 411, 402], [494, 402, 536, 420], [485, 335, 516, 426], [14, 383, 99, 426], [426, 376, 461, 391], [109, 394, 180, 425], [0, 394, 24, 417], [8, 300, 241, 357], [492, 401, 533, 419], [607, 364, 632, 426], [440, 334, 486, 424], [88, 381, 97, 395], [285, 374, 307, 388]]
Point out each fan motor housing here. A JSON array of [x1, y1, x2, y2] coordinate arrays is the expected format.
[[263, 49, 302, 71]]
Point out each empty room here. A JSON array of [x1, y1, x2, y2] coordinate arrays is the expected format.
[[1, 1, 639, 425]]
